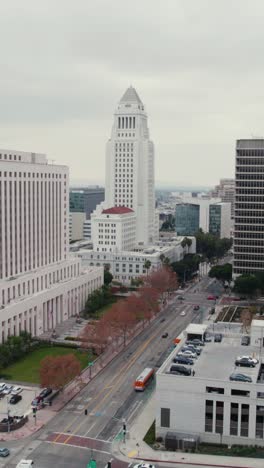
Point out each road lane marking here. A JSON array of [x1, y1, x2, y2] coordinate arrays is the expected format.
[[83, 420, 97, 436], [61, 326, 162, 444], [46, 440, 111, 454]]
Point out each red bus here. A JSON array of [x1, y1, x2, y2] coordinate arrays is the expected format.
[[134, 367, 155, 391]]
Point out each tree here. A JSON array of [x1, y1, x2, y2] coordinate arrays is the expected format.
[[85, 285, 113, 316], [104, 268, 113, 286], [139, 286, 160, 319], [195, 229, 232, 261], [104, 300, 137, 346], [171, 254, 200, 283], [80, 317, 112, 355], [39, 354, 81, 391], [144, 260, 151, 275], [209, 263, 232, 282], [233, 274, 260, 297], [144, 267, 178, 302]]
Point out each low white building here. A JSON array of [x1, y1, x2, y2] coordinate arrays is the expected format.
[[156, 322, 264, 447], [76, 236, 196, 284], [91, 205, 136, 253]]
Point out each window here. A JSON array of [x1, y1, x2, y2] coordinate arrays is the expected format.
[[205, 400, 213, 432], [241, 404, 249, 437], [230, 403, 239, 436], [215, 401, 224, 434], [160, 408, 170, 428], [231, 389, 250, 397], [206, 387, 224, 394]]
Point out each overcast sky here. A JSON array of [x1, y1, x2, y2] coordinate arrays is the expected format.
[[1, 0, 264, 187]]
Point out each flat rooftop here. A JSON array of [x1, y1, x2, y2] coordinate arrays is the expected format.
[[162, 329, 264, 384]]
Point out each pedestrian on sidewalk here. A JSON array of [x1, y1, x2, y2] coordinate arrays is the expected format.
[[192, 370, 195, 377], [136, 443, 139, 456]]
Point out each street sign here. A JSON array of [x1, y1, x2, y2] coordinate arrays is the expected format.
[[87, 459, 96, 468], [88, 362, 94, 366]]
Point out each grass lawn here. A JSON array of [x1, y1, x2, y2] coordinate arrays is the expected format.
[[88, 301, 115, 319], [0, 346, 91, 384]]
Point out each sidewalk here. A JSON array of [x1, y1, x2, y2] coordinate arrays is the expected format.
[[113, 396, 264, 468], [0, 409, 54, 442]]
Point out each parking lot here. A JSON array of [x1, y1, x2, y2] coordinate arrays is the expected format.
[[0, 386, 37, 421]]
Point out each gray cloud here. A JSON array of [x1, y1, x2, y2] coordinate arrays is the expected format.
[[1, 0, 264, 185]]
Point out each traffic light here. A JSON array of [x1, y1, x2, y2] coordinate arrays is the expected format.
[[85, 409, 88, 415], [107, 462, 111, 468], [123, 423, 126, 433]]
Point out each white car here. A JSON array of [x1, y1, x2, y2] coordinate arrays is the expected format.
[[0, 383, 6, 393], [11, 386, 23, 395], [2, 385, 13, 395], [237, 356, 259, 365], [178, 350, 197, 359], [180, 311, 186, 316]]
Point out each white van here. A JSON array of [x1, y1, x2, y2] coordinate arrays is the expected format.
[[16, 460, 34, 468]]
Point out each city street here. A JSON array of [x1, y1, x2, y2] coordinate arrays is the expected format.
[[3, 277, 223, 467]]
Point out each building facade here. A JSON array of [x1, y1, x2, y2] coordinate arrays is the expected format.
[[104, 86, 156, 246], [91, 206, 136, 252], [210, 179, 235, 218], [76, 237, 196, 284], [0, 149, 103, 342], [69, 212, 87, 241], [70, 187, 105, 218], [175, 200, 231, 238], [175, 204, 200, 236], [234, 139, 264, 276]]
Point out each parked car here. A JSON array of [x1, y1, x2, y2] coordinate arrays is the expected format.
[[173, 356, 194, 365], [160, 318, 165, 323], [193, 305, 200, 311], [229, 373, 252, 383], [180, 311, 186, 316], [2, 385, 13, 395], [162, 332, 168, 338], [207, 295, 216, 300], [185, 344, 202, 355], [178, 350, 197, 359], [0, 448, 10, 458], [9, 394, 22, 405], [170, 365, 191, 376], [177, 295, 185, 300], [11, 386, 23, 395], [214, 334, 223, 343], [237, 355, 259, 365], [39, 387, 52, 399], [186, 339, 204, 346], [31, 395, 43, 407], [134, 464, 156, 468], [241, 335, 250, 346], [0, 383, 6, 393], [235, 357, 256, 367]]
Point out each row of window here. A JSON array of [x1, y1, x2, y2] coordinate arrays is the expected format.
[[0, 171, 65, 179]]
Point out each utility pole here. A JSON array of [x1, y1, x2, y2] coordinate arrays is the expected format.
[[7, 397, 10, 433]]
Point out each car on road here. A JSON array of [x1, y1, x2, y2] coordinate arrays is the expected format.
[[180, 311, 186, 316], [229, 373, 252, 383], [177, 295, 185, 300], [241, 335, 250, 346], [11, 386, 23, 395], [207, 295, 216, 300], [193, 305, 200, 311], [235, 357, 256, 367], [160, 318, 165, 323], [0, 448, 10, 457], [9, 394, 22, 405], [178, 350, 197, 359], [2, 385, 13, 395], [162, 332, 168, 338], [172, 356, 194, 365], [134, 464, 156, 468], [39, 387, 52, 399]]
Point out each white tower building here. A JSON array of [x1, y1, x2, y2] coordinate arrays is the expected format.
[[105, 86, 155, 246]]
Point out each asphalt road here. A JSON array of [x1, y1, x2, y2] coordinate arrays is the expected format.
[[4, 276, 223, 468]]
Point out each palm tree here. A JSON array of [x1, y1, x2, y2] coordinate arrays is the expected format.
[[186, 238, 192, 253], [144, 260, 151, 275]]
